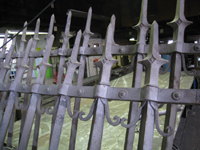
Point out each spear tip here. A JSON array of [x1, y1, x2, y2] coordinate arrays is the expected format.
[[68, 11, 72, 17], [24, 21, 28, 26], [152, 21, 158, 28], [89, 7, 92, 13], [51, 14, 55, 22], [104, 23, 113, 48], [5, 30, 8, 34], [110, 14, 116, 28], [3, 30, 8, 41], [150, 21, 158, 41], [77, 30, 82, 36], [111, 14, 116, 21], [37, 18, 40, 23]]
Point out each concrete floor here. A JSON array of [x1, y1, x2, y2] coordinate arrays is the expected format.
[[9, 72, 193, 150]]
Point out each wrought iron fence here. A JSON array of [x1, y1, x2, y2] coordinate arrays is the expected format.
[[0, 0, 199, 149]]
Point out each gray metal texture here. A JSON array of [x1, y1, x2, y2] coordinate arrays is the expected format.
[[0, 0, 198, 149]]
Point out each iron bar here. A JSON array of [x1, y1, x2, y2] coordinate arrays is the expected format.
[[69, 7, 93, 150], [88, 22, 118, 150], [161, 0, 192, 149], [31, 14, 55, 150], [0, 1, 199, 149], [49, 10, 72, 147], [0, 37, 33, 149], [19, 18, 40, 144], [18, 31, 54, 150], [124, 0, 150, 149], [138, 21, 169, 150], [49, 30, 82, 150]]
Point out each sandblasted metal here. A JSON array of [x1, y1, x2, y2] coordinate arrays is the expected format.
[[69, 7, 93, 150], [0, 0, 199, 150], [17, 15, 55, 150], [49, 30, 82, 150]]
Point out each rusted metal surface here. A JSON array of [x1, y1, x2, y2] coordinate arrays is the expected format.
[[0, 0, 199, 149]]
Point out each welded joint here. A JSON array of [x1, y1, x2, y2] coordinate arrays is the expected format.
[[133, 44, 146, 54], [170, 42, 184, 53], [58, 84, 70, 95], [94, 85, 108, 98], [141, 86, 159, 101]]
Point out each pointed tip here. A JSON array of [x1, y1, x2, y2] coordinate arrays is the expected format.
[[85, 8, 92, 33], [4, 30, 8, 36], [37, 18, 40, 23], [68, 11, 72, 16], [111, 14, 116, 20], [150, 21, 158, 35], [26, 38, 33, 45], [36, 19, 40, 27], [110, 15, 116, 24], [152, 21, 158, 28], [149, 21, 159, 52], [108, 23, 113, 29], [3, 30, 8, 45], [89, 7, 92, 12], [29, 38, 33, 42], [104, 22, 118, 61], [67, 11, 72, 24], [24, 21, 28, 26], [105, 23, 113, 41], [74, 30, 82, 43], [51, 14, 55, 22], [87, 7, 92, 20], [77, 30, 82, 35]]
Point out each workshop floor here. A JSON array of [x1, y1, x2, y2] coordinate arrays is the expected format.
[[9, 72, 193, 150]]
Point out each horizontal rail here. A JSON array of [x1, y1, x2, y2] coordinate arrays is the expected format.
[[1, 81, 198, 105], [1, 43, 200, 59]]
